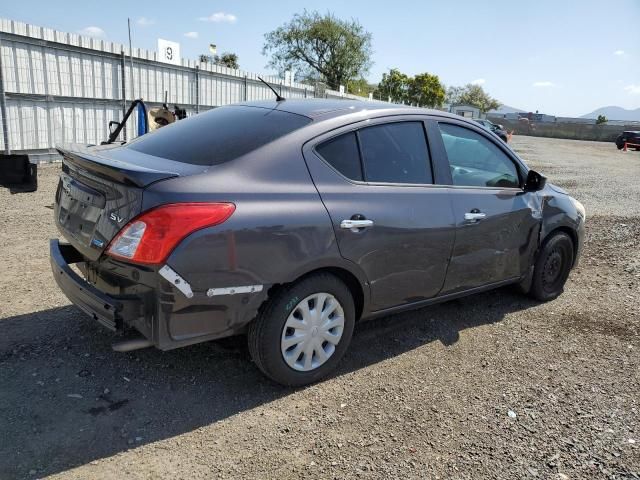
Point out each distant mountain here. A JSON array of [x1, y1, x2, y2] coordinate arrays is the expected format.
[[581, 106, 640, 121], [487, 104, 526, 114]]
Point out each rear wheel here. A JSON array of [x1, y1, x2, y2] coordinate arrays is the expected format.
[[248, 273, 355, 386], [528, 232, 574, 301]]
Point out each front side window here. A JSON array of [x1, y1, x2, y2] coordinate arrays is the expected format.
[[358, 122, 433, 184], [438, 123, 520, 188]]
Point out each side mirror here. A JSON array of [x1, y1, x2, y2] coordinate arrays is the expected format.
[[524, 169, 546, 192]]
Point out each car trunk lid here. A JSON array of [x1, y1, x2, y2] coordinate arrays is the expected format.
[[55, 144, 207, 261]]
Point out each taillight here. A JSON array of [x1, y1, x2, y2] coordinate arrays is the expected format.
[[106, 203, 235, 265]]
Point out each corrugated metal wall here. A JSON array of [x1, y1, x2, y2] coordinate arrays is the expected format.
[[0, 18, 372, 160]]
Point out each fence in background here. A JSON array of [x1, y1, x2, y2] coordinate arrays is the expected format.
[[487, 115, 638, 142], [0, 18, 375, 162]]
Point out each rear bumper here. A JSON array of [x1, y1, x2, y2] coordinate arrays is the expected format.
[[49, 239, 142, 331], [49, 239, 266, 350]]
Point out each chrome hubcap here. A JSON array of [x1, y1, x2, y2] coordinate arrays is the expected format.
[[280, 293, 345, 372]]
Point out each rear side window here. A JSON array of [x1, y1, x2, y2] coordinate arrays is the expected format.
[[127, 106, 311, 166], [359, 122, 433, 184], [315, 132, 363, 181], [315, 121, 433, 184]]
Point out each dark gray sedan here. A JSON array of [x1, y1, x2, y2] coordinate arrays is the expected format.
[[51, 100, 586, 386]]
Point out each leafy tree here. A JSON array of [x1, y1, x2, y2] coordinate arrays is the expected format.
[[407, 73, 446, 107], [457, 84, 501, 113], [347, 77, 377, 97], [377, 69, 410, 103], [263, 11, 373, 90], [376, 69, 445, 106], [214, 52, 239, 69], [596, 114, 608, 125], [199, 52, 240, 69], [445, 85, 465, 105]]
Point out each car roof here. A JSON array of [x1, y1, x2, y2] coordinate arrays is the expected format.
[[234, 98, 464, 122]]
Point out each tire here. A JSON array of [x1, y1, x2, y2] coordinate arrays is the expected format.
[[528, 232, 574, 301], [247, 273, 355, 386]]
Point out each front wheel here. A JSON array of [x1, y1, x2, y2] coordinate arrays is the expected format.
[[248, 273, 355, 386], [528, 232, 574, 301]]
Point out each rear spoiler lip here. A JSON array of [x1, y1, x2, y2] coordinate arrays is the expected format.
[[56, 144, 180, 188]]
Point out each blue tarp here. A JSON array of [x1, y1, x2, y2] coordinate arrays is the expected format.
[[137, 102, 148, 137]]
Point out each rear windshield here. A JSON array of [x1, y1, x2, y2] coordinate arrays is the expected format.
[[126, 106, 311, 166]]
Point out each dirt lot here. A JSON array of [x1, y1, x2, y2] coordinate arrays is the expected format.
[[1, 136, 638, 479]]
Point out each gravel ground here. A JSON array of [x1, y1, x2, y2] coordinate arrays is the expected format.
[[0, 136, 638, 479]]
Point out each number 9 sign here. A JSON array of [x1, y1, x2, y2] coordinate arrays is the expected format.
[[157, 39, 180, 65]]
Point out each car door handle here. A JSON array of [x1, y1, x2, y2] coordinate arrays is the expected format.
[[340, 219, 374, 230], [464, 212, 487, 222]]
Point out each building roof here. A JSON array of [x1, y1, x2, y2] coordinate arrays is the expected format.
[[450, 104, 481, 111]]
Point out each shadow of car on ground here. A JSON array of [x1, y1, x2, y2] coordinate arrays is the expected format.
[[0, 288, 537, 479]]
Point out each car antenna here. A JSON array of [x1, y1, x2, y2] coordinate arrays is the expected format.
[[257, 76, 285, 102]]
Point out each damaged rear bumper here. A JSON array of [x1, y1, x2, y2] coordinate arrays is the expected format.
[[50, 239, 143, 331], [50, 239, 267, 350]]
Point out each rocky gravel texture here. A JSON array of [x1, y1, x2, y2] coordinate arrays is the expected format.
[[0, 136, 638, 479]]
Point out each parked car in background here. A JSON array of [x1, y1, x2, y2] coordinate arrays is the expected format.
[[615, 131, 640, 150], [51, 99, 585, 386], [475, 118, 509, 142]]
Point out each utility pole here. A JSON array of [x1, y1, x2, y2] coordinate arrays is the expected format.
[[120, 51, 127, 141], [0, 39, 10, 153], [127, 18, 135, 101]]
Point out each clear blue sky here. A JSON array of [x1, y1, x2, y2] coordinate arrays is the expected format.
[[2, 0, 639, 116]]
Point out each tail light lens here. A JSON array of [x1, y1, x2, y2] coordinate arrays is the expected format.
[[106, 203, 235, 265]]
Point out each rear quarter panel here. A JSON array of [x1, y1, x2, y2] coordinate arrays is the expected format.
[[142, 136, 368, 344]]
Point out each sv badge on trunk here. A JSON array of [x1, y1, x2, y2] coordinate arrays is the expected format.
[[109, 212, 124, 224]]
